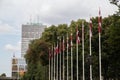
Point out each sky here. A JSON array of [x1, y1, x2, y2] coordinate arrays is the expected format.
[[0, 0, 118, 77]]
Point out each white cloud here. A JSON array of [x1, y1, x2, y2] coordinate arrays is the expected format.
[[4, 41, 21, 52], [0, 21, 14, 33], [0, 21, 20, 35], [0, 0, 118, 26]]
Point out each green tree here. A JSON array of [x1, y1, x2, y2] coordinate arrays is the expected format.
[[23, 39, 50, 80], [23, 14, 120, 80], [0, 73, 6, 77], [110, 0, 120, 15], [107, 15, 120, 79]]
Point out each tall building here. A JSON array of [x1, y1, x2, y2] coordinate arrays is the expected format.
[[12, 23, 46, 78], [21, 23, 46, 57]]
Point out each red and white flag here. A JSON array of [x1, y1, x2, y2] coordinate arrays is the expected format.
[[89, 18, 92, 37], [76, 26, 80, 44], [98, 8, 102, 33]]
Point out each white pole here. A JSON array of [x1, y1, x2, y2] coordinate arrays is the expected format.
[[51, 46, 53, 80], [90, 29, 92, 80], [54, 45, 56, 80], [71, 31, 73, 80], [76, 26, 79, 80], [98, 8, 102, 80], [67, 34, 69, 80], [60, 38, 61, 80], [49, 48, 50, 80], [82, 22, 85, 80], [63, 36, 65, 80], [57, 42, 58, 80], [99, 32, 102, 80]]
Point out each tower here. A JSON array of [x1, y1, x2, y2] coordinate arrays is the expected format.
[[21, 23, 46, 57]]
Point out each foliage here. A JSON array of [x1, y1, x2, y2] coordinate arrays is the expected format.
[[22, 12, 120, 80], [0, 73, 6, 77], [110, 0, 120, 15]]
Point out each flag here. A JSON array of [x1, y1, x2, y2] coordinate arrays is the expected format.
[[55, 44, 59, 54], [98, 8, 102, 33], [89, 18, 92, 37], [76, 25, 80, 44]]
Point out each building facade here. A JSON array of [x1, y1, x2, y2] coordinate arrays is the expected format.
[[11, 23, 46, 78], [11, 56, 27, 79], [21, 23, 46, 57]]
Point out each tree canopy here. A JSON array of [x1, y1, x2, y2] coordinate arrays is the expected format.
[[21, 1, 120, 80]]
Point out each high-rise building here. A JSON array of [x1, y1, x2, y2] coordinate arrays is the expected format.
[[12, 23, 46, 78], [21, 23, 46, 57]]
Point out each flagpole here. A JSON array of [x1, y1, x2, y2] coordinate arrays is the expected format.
[[60, 38, 61, 80], [76, 25, 79, 80], [71, 30, 73, 80], [51, 46, 53, 80], [98, 8, 102, 80], [54, 44, 56, 80], [57, 41, 58, 80], [90, 31, 92, 80], [63, 36, 65, 80], [99, 32, 102, 80], [82, 22, 85, 80], [67, 34, 69, 80], [49, 48, 50, 80], [89, 18, 92, 80]]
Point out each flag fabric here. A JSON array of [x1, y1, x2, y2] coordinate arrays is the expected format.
[[55, 44, 59, 54], [98, 8, 102, 33], [76, 26, 80, 44], [89, 18, 92, 37]]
